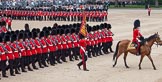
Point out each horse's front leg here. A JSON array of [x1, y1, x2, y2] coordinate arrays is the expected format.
[[139, 55, 145, 70], [147, 55, 156, 70]]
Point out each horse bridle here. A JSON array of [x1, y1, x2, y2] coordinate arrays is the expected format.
[[154, 34, 161, 47]]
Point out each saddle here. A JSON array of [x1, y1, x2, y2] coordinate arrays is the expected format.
[[127, 41, 137, 50]]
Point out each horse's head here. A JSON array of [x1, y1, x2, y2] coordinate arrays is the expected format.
[[146, 32, 161, 46], [154, 32, 161, 45]]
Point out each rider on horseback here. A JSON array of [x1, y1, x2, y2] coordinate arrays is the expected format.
[[132, 19, 144, 56]]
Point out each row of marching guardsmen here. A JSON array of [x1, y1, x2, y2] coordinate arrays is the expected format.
[[0, 23, 113, 79], [0, 10, 108, 22]]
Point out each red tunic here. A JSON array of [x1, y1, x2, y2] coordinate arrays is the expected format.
[[5, 43, 14, 60], [61, 35, 67, 49], [18, 42, 26, 57], [66, 35, 73, 48], [79, 39, 87, 55], [132, 29, 142, 42], [25, 40, 32, 56], [0, 44, 7, 61], [46, 38, 55, 52], [40, 38, 48, 53], [34, 39, 42, 54], [30, 39, 37, 55], [10, 43, 19, 58]]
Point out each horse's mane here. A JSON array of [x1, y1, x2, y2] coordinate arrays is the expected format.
[[146, 34, 157, 41]]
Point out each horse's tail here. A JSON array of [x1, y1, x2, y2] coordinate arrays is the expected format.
[[113, 41, 121, 61]]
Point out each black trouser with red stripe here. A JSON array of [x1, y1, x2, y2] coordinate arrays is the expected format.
[[48, 51, 56, 65], [14, 58, 20, 73], [77, 54, 88, 70], [0, 60, 7, 77], [8, 60, 14, 75]]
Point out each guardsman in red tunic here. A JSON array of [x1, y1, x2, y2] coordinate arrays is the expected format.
[[33, 31, 44, 68], [10, 34, 21, 74], [24, 33, 33, 71], [93, 26, 100, 56], [98, 25, 104, 55], [77, 34, 89, 71], [55, 29, 63, 63], [40, 31, 48, 67], [6, 16, 12, 31], [132, 20, 144, 55], [106, 24, 114, 53], [18, 33, 27, 72], [29, 32, 38, 70], [4, 35, 15, 76], [47, 29, 57, 66], [86, 26, 92, 58], [71, 28, 79, 60], [0, 36, 8, 78], [60, 29, 68, 62], [65, 29, 73, 61]]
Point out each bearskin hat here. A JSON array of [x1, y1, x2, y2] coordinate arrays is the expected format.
[[32, 28, 37, 32], [10, 31, 15, 35], [134, 19, 140, 29], [45, 30, 50, 37], [24, 23, 30, 31], [24, 33, 28, 39], [5, 31, 11, 36], [28, 32, 32, 38], [40, 31, 45, 38], [36, 28, 41, 33], [96, 25, 100, 31], [71, 28, 75, 34], [107, 24, 112, 29], [100, 23, 104, 29], [56, 28, 60, 35], [42, 26, 48, 31], [48, 26, 52, 31], [11, 34, 17, 42], [65, 29, 70, 34], [15, 30, 20, 35], [104, 23, 107, 29], [4, 35, 10, 42], [73, 23, 77, 28], [60, 29, 64, 35], [32, 31, 38, 39], [53, 23, 58, 28], [51, 29, 57, 35], [79, 33, 85, 39], [18, 33, 24, 40], [87, 26, 91, 33], [20, 30, 25, 33]]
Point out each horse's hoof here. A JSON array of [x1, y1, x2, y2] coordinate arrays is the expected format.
[[113, 65, 115, 67], [154, 68, 157, 70], [139, 68, 141, 70], [126, 66, 129, 68]]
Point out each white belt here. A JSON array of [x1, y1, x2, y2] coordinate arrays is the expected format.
[[49, 45, 53, 46], [73, 41, 77, 42], [22, 49, 25, 51], [37, 46, 41, 48], [14, 51, 18, 52], [8, 51, 13, 53], [63, 42, 66, 44], [43, 46, 47, 48], [2, 52, 5, 54], [32, 47, 35, 49], [68, 41, 71, 43], [58, 43, 61, 44]]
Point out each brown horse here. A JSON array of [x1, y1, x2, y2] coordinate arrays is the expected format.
[[113, 33, 161, 70]]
